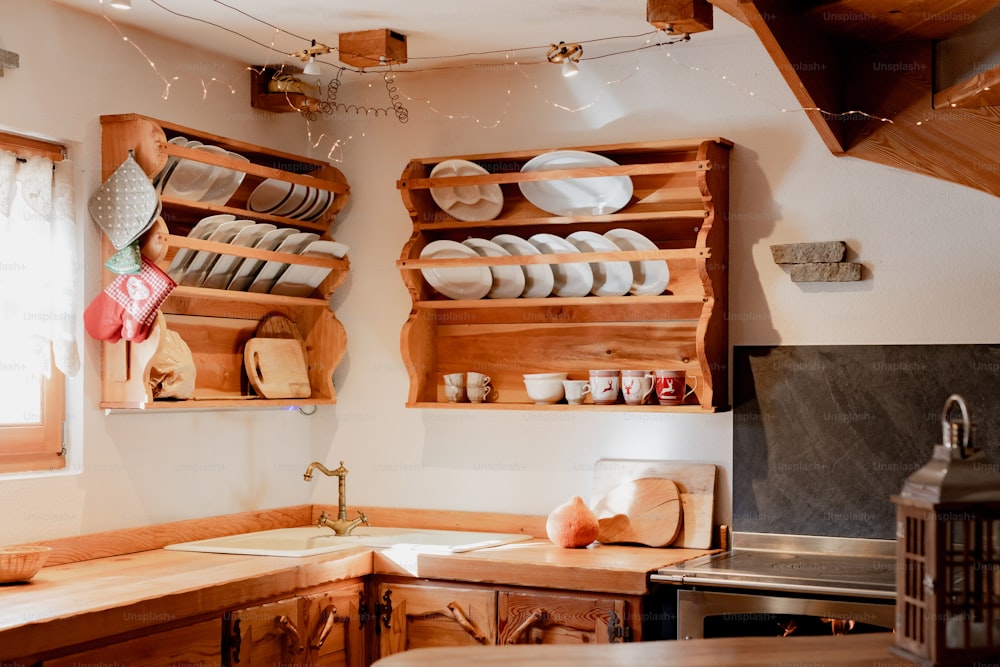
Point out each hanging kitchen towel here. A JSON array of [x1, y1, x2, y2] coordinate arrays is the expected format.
[[88, 151, 160, 250]]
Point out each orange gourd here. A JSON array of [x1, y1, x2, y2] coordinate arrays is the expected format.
[[546, 496, 599, 548]]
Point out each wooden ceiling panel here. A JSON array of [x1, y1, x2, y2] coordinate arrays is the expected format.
[[803, 0, 1000, 42]]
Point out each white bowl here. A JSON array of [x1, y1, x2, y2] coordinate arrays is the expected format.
[[524, 378, 565, 404], [523, 372, 569, 381]]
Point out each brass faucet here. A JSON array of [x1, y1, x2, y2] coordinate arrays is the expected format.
[[303, 460, 369, 536]]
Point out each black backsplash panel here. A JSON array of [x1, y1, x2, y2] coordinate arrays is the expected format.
[[733, 345, 1000, 539]]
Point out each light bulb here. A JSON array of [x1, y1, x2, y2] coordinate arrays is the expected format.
[[562, 59, 580, 78], [303, 56, 321, 76], [109, 0, 131, 8]]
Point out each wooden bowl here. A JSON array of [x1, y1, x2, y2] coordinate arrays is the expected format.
[[0, 545, 52, 583]]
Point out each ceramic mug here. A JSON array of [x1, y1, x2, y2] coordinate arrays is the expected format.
[[467, 384, 491, 403], [588, 370, 620, 405], [562, 380, 591, 405], [444, 384, 466, 403], [467, 371, 491, 388], [621, 370, 654, 406], [443, 372, 465, 387], [654, 370, 697, 406]]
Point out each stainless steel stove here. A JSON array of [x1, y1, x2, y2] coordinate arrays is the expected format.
[[652, 532, 896, 598], [649, 532, 898, 639]]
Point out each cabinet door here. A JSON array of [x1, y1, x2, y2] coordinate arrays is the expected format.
[[375, 581, 497, 657], [226, 598, 303, 666], [301, 581, 366, 667], [497, 590, 635, 645], [44, 619, 222, 666]]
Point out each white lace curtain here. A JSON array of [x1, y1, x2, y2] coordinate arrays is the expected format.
[[0, 150, 80, 378]]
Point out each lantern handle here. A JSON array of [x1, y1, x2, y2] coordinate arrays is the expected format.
[[941, 394, 971, 453]]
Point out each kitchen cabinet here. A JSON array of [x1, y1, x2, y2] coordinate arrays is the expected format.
[[396, 138, 730, 411], [371, 579, 640, 662], [225, 580, 366, 666], [98, 113, 351, 410], [43, 619, 223, 666]]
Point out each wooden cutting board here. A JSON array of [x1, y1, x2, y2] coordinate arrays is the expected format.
[[243, 338, 310, 399], [592, 477, 682, 547], [592, 459, 717, 549]]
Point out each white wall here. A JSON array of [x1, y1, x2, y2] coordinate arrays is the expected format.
[[2, 1, 999, 544]]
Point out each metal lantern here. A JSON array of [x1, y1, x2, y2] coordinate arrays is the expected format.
[[891, 394, 1000, 666]]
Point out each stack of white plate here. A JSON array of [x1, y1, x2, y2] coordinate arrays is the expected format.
[[418, 229, 668, 300], [247, 178, 334, 222], [155, 136, 250, 206], [166, 214, 348, 295]]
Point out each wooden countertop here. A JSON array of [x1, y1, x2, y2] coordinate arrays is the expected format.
[[0, 504, 715, 661], [370, 633, 916, 666]]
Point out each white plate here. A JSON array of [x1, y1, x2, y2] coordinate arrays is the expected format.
[[247, 232, 320, 293], [490, 234, 554, 298], [226, 227, 297, 291], [269, 240, 350, 297], [566, 230, 633, 297], [462, 238, 525, 299], [519, 150, 633, 216], [299, 188, 334, 222], [419, 240, 492, 300], [165, 214, 237, 281], [604, 228, 670, 296], [247, 178, 293, 213], [153, 136, 187, 189], [161, 142, 221, 202], [271, 183, 310, 218], [429, 159, 504, 222], [200, 150, 250, 206], [200, 223, 276, 290], [527, 233, 594, 298], [179, 219, 254, 287]]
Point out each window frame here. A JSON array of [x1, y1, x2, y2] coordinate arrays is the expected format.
[[0, 130, 70, 474]]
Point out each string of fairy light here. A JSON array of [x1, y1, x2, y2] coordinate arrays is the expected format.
[[100, 0, 976, 161]]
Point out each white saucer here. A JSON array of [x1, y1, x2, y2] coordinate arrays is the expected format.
[[270, 240, 349, 297], [490, 234, 554, 298], [566, 230, 633, 297], [419, 240, 492, 300], [226, 227, 297, 291], [248, 232, 321, 293], [200, 223, 276, 290], [179, 219, 254, 287], [527, 233, 594, 298], [519, 150, 633, 216], [604, 228, 670, 296], [166, 214, 236, 281], [429, 159, 504, 222], [462, 238, 525, 299]]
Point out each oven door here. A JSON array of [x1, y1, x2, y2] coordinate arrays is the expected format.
[[676, 588, 895, 640]]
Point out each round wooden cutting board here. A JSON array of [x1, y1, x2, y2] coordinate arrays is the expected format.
[[592, 477, 682, 547]]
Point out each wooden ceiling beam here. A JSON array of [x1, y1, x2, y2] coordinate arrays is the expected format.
[[736, 0, 847, 153]]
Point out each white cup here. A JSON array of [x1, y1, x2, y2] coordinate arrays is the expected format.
[[562, 380, 591, 405], [588, 370, 620, 405], [467, 371, 491, 388], [467, 384, 491, 403], [444, 384, 465, 403], [621, 370, 654, 406], [443, 373, 465, 387]]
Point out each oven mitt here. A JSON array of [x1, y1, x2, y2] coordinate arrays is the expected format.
[[84, 258, 175, 344], [88, 152, 160, 250], [104, 242, 143, 275]]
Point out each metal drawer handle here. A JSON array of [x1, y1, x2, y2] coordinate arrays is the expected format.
[[447, 601, 489, 645]]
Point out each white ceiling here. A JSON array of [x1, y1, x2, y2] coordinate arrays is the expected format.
[[55, 0, 743, 72]]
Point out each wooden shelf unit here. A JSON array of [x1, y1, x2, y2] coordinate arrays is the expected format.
[[396, 137, 731, 412], [98, 114, 351, 410]]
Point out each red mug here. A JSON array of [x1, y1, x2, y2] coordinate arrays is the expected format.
[[654, 370, 697, 406]]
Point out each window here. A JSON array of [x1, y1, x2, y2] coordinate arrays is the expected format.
[[0, 131, 76, 473]]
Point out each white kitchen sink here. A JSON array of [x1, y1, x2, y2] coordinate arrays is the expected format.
[[164, 525, 532, 557]]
